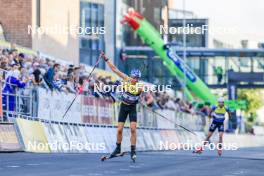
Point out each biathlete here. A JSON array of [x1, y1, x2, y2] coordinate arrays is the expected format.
[[101, 53, 143, 161], [195, 97, 231, 156]]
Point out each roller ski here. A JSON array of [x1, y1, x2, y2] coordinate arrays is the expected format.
[[217, 144, 223, 156], [101, 151, 128, 161], [193, 146, 204, 154]]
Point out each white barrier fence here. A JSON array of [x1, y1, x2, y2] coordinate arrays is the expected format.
[[15, 117, 205, 153], [37, 88, 204, 131]]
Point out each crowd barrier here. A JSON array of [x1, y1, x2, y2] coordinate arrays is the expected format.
[[3, 117, 264, 154], [211, 132, 264, 148], [14, 117, 205, 153], [36, 87, 204, 131], [16, 118, 50, 153], [0, 123, 22, 152]]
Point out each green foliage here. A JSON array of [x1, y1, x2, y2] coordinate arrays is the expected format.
[[237, 89, 264, 121]]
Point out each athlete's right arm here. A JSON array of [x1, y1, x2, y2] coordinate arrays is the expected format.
[[208, 106, 216, 119], [102, 53, 129, 80]]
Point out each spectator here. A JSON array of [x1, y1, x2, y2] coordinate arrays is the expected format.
[[214, 66, 223, 84], [43, 63, 60, 90], [2, 67, 28, 119]]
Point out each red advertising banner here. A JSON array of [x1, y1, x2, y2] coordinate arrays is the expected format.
[[82, 96, 113, 124], [0, 123, 22, 151], [97, 98, 113, 124]]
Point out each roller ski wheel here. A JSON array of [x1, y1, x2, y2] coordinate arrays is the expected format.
[[217, 144, 223, 156], [193, 147, 204, 154], [217, 148, 223, 156]]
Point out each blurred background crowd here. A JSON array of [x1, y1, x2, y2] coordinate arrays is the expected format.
[[0, 45, 211, 117]]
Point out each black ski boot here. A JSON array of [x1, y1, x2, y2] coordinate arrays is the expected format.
[[110, 143, 121, 157], [131, 145, 136, 162]]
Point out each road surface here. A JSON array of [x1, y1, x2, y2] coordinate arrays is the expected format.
[[1, 147, 263, 176]]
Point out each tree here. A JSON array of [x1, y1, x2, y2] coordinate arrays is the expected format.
[[237, 89, 264, 122]]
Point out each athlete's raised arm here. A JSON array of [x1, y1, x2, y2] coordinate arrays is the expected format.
[[101, 52, 128, 80]]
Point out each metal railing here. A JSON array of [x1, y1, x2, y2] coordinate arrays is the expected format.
[[1, 85, 205, 131]]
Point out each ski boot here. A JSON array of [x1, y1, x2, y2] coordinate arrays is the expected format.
[[110, 145, 121, 158], [131, 150, 136, 163]]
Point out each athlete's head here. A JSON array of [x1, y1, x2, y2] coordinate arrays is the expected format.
[[217, 97, 225, 107], [130, 69, 141, 84]]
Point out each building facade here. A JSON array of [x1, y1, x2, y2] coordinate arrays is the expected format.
[[0, 0, 117, 67]]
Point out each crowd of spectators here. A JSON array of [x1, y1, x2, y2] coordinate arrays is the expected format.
[[0, 44, 212, 116], [141, 91, 212, 116]]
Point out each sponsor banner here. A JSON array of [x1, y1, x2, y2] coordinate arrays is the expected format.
[[160, 130, 175, 149], [82, 96, 114, 124], [156, 110, 175, 129], [38, 88, 82, 123], [101, 127, 116, 153], [97, 99, 114, 124], [159, 130, 171, 147], [151, 130, 163, 150], [82, 96, 97, 123], [137, 106, 157, 128], [142, 130, 156, 151], [166, 130, 180, 149], [137, 129, 147, 151], [176, 113, 204, 131], [121, 128, 130, 152], [212, 133, 264, 148], [61, 124, 84, 153], [85, 127, 107, 153], [42, 122, 70, 153], [16, 118, 50, 153], [0, 123, 22, 151]]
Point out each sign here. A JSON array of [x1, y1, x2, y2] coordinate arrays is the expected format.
[[0, 123, 22, 151], [82, 96, 113, 124], [38, 88, 82, 122], [16, 118, 50, 153]]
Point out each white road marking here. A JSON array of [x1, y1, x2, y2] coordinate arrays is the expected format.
[[119, 168, 130, 171], [6, 166, 20, 168], [25, 163, 40, 166]]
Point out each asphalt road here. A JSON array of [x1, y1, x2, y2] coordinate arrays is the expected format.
[[1, 147, 264, 176]]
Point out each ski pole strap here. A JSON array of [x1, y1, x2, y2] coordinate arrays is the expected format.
[[140, 103, 197, 136]]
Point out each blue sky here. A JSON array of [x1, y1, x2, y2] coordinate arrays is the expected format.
[[172, 0, 264, 48]]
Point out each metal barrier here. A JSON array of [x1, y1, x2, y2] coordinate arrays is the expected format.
[[1, 83, 205, 130], [1, 83, 34, 122]]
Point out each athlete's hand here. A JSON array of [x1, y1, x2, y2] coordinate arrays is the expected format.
[[100, 52, 109, 62]]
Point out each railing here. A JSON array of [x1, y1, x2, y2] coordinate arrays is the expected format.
[[0, 84, 205, 131]]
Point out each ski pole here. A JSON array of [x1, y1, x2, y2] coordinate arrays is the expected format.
[[140, 103, 197, 136], [61, 52, 103, 120]]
